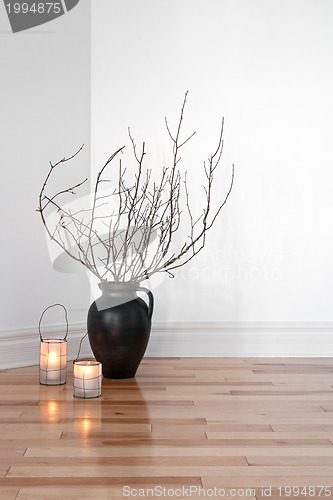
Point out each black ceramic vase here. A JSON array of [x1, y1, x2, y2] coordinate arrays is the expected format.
[[87, 282, 154, 379]]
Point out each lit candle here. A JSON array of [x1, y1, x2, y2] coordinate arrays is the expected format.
[[40, 339, 67, 385], [73, 359, 102, 398]]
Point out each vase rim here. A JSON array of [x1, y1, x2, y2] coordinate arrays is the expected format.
[[98, 281, 141, 291]]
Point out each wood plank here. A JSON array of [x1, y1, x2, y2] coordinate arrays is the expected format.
[[17, 487, 124, 500], [58, 417, 206, 425], [0, 476, 202, 486], [206, 424, 273, 431], [1, 456, 247, 467], [203, 438, 332, 447], [0, 424, 62, 440], [272, 424, 333, 432], [24, 445, 333, 457], [247, 456, 333, 466], [203, 475, 333, 487], [225, 374, 333, 383], [99, 399, 195, 405], [150, 424, 274, 437], [7, 465, 333, 478], [230, 390, 333, 397], [15, 485, 201, 500], [0, 448, 25, 459], [207, 432, 333, 440], [0, 487, 19, 500], [0, 410, 22, 418], [205, 414, 333, 423]]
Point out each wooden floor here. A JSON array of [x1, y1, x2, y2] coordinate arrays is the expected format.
[[1, 358, 333, 499]]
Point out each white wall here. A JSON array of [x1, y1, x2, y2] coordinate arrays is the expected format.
[[0, 1, 92, 367], [91, 0, 333, 336], [2, 0, 333, 368]]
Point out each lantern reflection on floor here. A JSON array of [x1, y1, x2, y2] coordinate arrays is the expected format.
[[39, 390, 67, 423], [73, 397, 102, 441]]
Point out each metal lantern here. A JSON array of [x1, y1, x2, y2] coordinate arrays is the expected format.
[[40, 338, 67, 385], [39, 304, 68, 386]]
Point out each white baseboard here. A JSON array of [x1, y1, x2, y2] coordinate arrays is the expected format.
[[1, 322, 333, 370], [146, 322, 333, 357]]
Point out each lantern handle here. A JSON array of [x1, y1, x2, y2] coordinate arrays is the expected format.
[[75, 331, 88, 361], [38, 303, 69, 341]]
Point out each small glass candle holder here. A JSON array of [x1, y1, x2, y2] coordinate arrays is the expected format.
[[40, 339, 67, 385], [73, 359, 102, 398]]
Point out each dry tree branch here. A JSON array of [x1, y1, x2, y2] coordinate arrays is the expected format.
[[38, 93, 234, 282]]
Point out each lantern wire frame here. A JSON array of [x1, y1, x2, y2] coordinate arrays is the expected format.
[[73, 331, 102, 398], [39, 303, 68, 385]]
